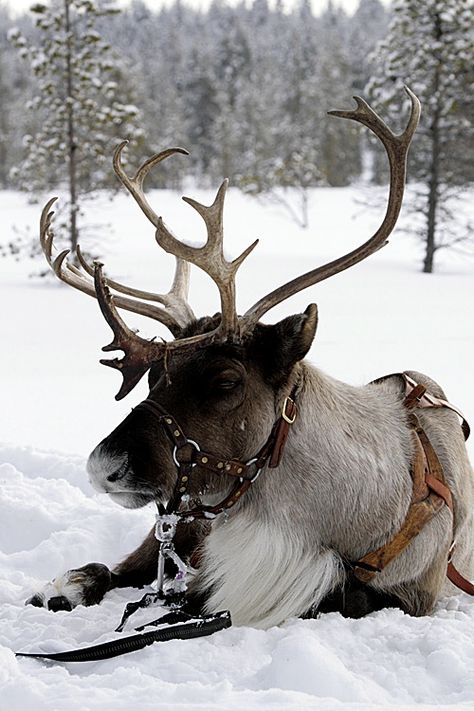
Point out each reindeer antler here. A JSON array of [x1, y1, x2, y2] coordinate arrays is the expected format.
[[41, 88, 420, 399], [240, 86, 421, 333], [40, 198, 194, 335]]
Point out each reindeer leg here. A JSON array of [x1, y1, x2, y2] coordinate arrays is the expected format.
[[26, 562, 114, 612], [308, 576, 407, 619], [26, 520, 210, 611]]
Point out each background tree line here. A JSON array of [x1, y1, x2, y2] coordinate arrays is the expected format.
[[0, 0, 472, 271]]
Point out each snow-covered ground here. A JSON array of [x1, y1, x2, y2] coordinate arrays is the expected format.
[[1, 185, 473, 710]]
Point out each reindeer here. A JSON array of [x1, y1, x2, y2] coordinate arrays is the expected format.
[[28, 89, 474, 628]]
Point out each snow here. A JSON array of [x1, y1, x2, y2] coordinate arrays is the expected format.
[[1, 185, 474, 709]]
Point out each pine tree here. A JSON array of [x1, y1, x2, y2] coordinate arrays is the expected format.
[[8, 0, 141, 256], [349, 0, 388, 93], [318, 1, 361, 188], [237, 0, 324, 228], [0, 6, 33, 189], [367, 0, 474, 272], [207, 3, 252, 182]]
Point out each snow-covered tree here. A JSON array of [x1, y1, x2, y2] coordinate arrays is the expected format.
[[206, 4, 252, 181], [317, 2, 361, 188], [8, 0, 142, 254], [349, 0, 388, 93], [367, 0, 474, 272], [0, 7, 33, 189]]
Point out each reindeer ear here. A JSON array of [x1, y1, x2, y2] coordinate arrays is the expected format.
[[252, 304, 318, 384]]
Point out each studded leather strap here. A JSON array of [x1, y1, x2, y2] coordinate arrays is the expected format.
[[134, 384, 299, 519]]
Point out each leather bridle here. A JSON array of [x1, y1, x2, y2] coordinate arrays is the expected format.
[[134, 384, 299, 520]]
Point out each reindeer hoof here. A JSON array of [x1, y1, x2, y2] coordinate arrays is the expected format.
[[47, 595, 74, 612], [26, 563, 113, 611], [25, 593, 45, 608]]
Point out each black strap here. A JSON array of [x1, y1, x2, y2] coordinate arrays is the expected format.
[[16, 610, 231, 663]]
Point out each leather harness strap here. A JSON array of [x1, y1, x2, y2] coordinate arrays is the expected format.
[[447, 561, 474, 596], [352, 372, 473, 597], [352, 417, 446, 584], [403, 373, 471, 441], [373, 371, 470, 440], [135, 386, 299, 520]]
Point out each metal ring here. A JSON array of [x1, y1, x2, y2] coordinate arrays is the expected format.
[[172, 439, 201, 468], [245, 457, 262, 482]]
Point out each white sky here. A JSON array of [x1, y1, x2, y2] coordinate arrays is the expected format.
[[3, 0, 381, 18]]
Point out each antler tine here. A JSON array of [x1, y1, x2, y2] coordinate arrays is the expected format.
[[40, 198, 99, 300], [113, 141, 189, 227], [241, 87, 421, 333], [169, 258, 190, 301], [40, 197, 60, 266], [157, 179, 259, 336], [39, 199, 189, 335], [94, 262, 166, 399], [74, 246, 195, 327]]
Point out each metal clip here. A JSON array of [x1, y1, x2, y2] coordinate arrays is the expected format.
[[154, 512, 179, 594], [154, 513, 179, 543]]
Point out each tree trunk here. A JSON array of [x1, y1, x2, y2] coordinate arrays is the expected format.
[[65, 0, 78, 254], [424, 115, 440, 274], [300, 188, 309, 229], [423, 13, 442, 274]]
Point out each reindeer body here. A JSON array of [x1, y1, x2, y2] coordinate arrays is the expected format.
[[189, 366, 474, 627]]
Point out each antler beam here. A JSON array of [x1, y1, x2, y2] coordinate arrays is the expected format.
[[240, 86, 421, 333]]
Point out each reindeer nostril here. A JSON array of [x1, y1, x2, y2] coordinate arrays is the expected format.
[[106, 458, 129, 483]]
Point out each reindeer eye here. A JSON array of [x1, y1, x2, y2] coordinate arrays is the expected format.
[[216, 379, 240, 390], [210, 369, 242, 391]]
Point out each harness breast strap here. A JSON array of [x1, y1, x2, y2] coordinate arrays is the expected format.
[[352, 371, 474, 597]]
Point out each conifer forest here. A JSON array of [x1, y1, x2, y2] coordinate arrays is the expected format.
[[0, 0, 473, 271]]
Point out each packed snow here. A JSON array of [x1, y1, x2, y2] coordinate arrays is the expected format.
[[1, 185, 473, 710]]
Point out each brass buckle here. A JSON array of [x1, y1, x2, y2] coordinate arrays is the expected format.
[[282, 397, 297, 424]]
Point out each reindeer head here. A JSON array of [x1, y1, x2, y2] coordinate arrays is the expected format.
[[41, 88, 420, 510]]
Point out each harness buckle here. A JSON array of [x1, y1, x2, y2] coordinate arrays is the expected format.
[[282, 396, 297, 424]]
